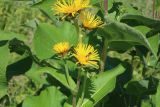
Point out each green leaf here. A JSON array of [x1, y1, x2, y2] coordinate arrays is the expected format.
[[33, 21, 78, 59], [0, 44, 10, 98], [134, 26, 159, 58], [125, 80, 149, 96], [22, 86, 67, 107], [141, 100, 152, 107], [32, 0, 56, 21], [151, 83, 160, 107], [26, 66, 76, 91], [134, 26, 151, 35], [120, 15, 160, 38], [90, 0, 101, 5], [0, 30, 27, 41], [120, 14, 160, 29], [97, 20, 157, 58], [64, 64, 125, 107], [148, 34, 160, 56], [25, 64, 49, 87], [82, 64, 125, 107]]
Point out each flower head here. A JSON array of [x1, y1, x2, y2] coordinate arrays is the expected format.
[[52, 0, 90, 17], [53, 42, 70, 56], [80, 11, 103, 29], [73, 43, 100, 68]]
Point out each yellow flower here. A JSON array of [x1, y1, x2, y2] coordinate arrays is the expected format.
[[80, 11, 103, 29], [52, 0, 90, 16], [53, 42, 70, 55], [74, 43, 100, 68]]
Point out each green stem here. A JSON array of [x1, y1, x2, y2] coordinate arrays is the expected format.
[[100, 39, 108, 73], [79, 33, 83, 43], [72, 68, 81, 107], [64, 60, 70, 87], [64, 59, 76, 107], [80, 72, 87, 106], [73, 19, 82, 43]]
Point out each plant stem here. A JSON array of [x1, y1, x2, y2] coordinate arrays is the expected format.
[[72, 93, 77, 107], [64, 60, 70, 87], [79, 33, 83, 43], [80, 72, 87, 106], [100, 39, 108, 73], [152, 0, 155, 18], [104, 0, 108, 15], [64, 60, 76, 107], [72, 68, 81, 107], [99, 0, 109, 73], [73, 19, 83, 43]]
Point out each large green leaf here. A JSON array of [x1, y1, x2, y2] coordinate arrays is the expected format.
[[33, 21, 78, 59], [120, 14, 160, 38], [64, 64, 125, 107], [26, 66, 76, 91], [120, 14, 160, 29], [0, 30, 27, 41], [0, 44, 10, 98], [81, 64, 125, 107], [22, 86, 67, 107], [134, 26, 159, 57], [97, 20, 156, 58]]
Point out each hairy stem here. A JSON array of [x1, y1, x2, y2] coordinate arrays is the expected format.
[[99, 0, 109, 73], [100, 39, 108, 73]]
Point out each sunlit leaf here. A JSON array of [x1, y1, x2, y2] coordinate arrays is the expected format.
[[0, 30, 27, 42], [97, 20, 157, 59], [22, 86, 67, 107], [0, 44, 10, 98], [33, 21, 78, 59], [26, 66, 76, 91]]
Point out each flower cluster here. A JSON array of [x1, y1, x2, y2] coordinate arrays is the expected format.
[[53, 42, 100, 68], [52, 0, 103, 29], [52, 0, 101, 69], [52, 0, 90, 17]]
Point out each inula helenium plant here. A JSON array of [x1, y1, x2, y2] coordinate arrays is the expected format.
[[0, 0, 160, 107]]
